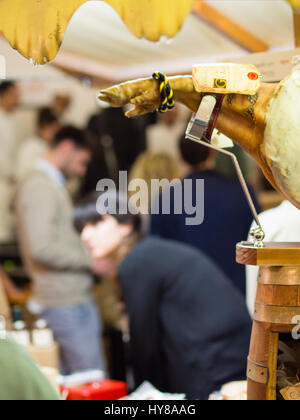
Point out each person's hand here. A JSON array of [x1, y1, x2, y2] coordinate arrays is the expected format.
[[82, 216, 131, 259]]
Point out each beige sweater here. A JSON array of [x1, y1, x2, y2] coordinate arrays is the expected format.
[[0, 277, 12, 329], [16, 170, 93, 308]]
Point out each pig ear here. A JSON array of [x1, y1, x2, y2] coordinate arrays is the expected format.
[[0, 0, 193, 64]]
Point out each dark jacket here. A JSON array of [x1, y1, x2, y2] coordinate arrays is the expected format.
[[81, 108, 153, 194], [119, 236, 252, 400], [151, 170, 260, 295]]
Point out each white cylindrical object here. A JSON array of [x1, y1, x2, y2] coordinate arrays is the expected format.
[[32, 319, 54, 348], [11, 321, 30, 347]]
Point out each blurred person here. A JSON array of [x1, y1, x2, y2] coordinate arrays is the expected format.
[[0, 336, 60, 400], [129, 152, 182, 232], [52, 93, 71, 123], [0, 81, 21, 242], [151, 136, 260, 296], [74, 193, 252, 400], [16, 126, 106, 375], [246, 201, 300, 316], [16, 107, 60, 180], [0, 268, 30, 312], [0, 270, 12, 329], [146, 106, 188, 160], [81, 107, 147, 195]]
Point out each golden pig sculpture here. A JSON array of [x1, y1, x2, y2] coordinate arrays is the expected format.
[[99, 69, 300, 210]]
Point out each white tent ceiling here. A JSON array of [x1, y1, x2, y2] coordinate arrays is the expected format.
[[0, 37, 99, 127], [208, 0, 293, 47], [0, 0, 296, 84], [51, 0, 295, 82]]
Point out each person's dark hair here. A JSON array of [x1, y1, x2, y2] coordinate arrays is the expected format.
[[0, 81, 16, 96], [52, 125, 90, 150], [74, 191, 142, 235], [179, 135, 210, 166], [37, 107, 58, 129]]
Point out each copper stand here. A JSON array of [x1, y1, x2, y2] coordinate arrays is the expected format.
[[237, 242, 300, 400]]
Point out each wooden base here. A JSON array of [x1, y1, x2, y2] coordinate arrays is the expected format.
[[237, 242, 300, 401], [247, 322, 278, 401]]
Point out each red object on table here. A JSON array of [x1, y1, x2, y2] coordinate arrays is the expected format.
[[61, 380, 128, 401]]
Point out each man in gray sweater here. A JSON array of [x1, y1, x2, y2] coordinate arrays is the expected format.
[[16, 126, 106, 374]]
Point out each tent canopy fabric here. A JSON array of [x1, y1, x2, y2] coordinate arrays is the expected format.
[[0, 0, 193, 64], [0, 0, 297, 84], [54, 0, 295, 82]]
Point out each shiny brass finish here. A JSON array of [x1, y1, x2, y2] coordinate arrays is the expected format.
[[0, 0, 194, 64], [236, 243, 300, 266], [258, 266, 300, 286], [257, 244, 300, 266], [238, 241, 300, 400], [254, 302, 300, 325]]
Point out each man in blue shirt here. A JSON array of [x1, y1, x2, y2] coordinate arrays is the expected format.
[[151, 136, 259, 296]]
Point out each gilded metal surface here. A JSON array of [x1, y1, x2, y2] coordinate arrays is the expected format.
[[254, 302, 300, 324], [249, 226, 265, 249], [288, 0, 300, 9], [0, 0, 193, 64], [258, 266, 300, 286], [257, 244, 300, 266], [247, 358, 268, 385], [237, 242, 300, 267]]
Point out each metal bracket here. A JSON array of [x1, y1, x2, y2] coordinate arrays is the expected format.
[[185, 95, 265, 248], [247, 358, 269, 385], [254, 303, 300, 325]]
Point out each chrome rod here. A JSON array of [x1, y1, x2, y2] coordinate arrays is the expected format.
[[185, 132, 263, 233]]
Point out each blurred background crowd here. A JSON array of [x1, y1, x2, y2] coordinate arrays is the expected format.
[[0, 74, 290, 399], [1, 0, 300, 401]]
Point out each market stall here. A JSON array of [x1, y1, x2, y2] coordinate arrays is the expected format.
[[1, 0, 300, 403]]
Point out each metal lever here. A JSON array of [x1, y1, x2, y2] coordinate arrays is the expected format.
[[187, 95, 217, 140]]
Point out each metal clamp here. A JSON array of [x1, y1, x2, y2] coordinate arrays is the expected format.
[[247, 358, 269, 385], [185, 95, 265, 248]]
